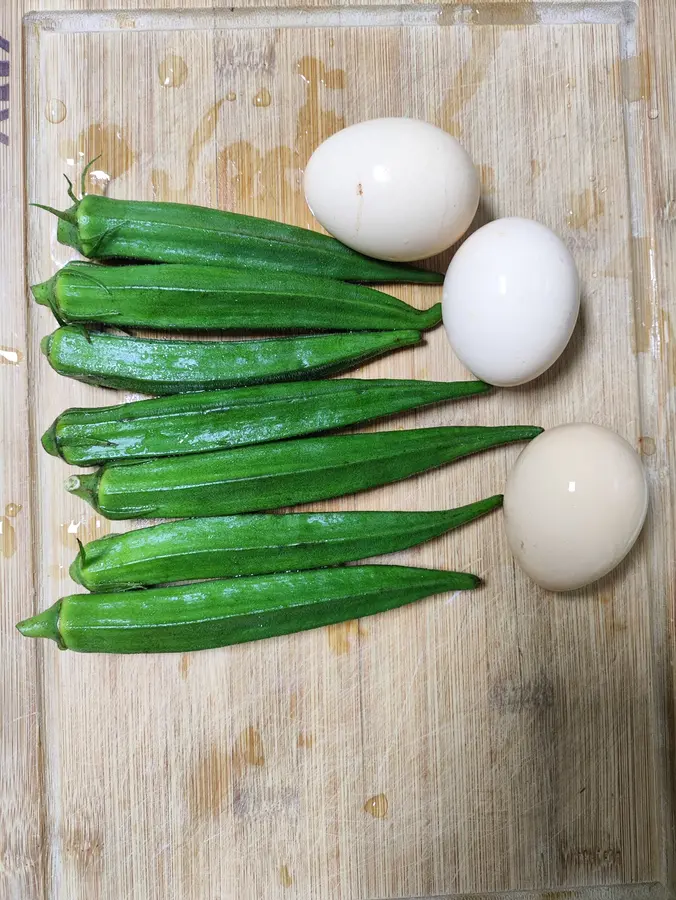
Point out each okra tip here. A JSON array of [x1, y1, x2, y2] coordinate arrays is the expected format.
[[31, 275, 56, 308], [65, 473, 99, 509], [452, 572, 482, 590], [17, 601, 63, 647], [41, 420, 60, 459], [414, 302, 443, 331]]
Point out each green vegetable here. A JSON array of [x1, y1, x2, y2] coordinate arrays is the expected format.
[[38, 192, 444, 283], [70, 496, 503, 591], [65, 425, 541, 520], [43, 377, 490, 466], [17, 565, 479, 654], [41, 326, 422, 394], [32, 262, 441, 332]]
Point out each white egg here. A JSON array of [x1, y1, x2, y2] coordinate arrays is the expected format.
[[442, 217, 580, 386], [504, 424, 648, 591], [303, 118, 480, 262]]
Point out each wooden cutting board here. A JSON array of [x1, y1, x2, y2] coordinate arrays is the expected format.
[[1, 2, 675, 899]]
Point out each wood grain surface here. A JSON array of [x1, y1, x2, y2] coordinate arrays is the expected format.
[[1, 2, 675, 899]]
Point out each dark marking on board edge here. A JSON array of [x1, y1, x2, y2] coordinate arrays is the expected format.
[[0, 37, 9, 146]]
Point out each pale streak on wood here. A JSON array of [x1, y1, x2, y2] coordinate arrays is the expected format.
[[0, 0, 44, 897], [1, 2, 675, 900]]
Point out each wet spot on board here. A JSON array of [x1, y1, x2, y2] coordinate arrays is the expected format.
[[179, 654, 191, 679], [61, 820, 104, 875], [477, 164, 495, 194], [565, 187, 605, 230], [76, 122, 135, 194], [327, 620, 366, 655], [639, 436, 656, 457], [158, 54, 188, 88], [253, 88, 272, 108], [0, 346, 23, 364], [617, 51, 651, 103], [363, 793, 388, 818], [188, 744, 232, 819], [232, 725, 265, 773]]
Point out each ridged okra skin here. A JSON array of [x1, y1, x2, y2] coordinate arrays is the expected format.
[[41, 326, 423, 394], [43, 378, 490, 465], [69, 497, 503, 591], [17, 566, 481, 653], [32, 262, 442, 332], [65, 426, 542, 520], [44, 193, 445, 283]]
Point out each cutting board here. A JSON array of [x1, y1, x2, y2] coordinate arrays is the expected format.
[[2, 2, 676, 898]]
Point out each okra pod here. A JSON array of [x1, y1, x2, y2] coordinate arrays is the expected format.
[[44, 378, 490, 466], [32, 262, 441, 332], [39, 194, 444, 283], [70, 496, 503, 591], [17, 565, 480, 653], [41, 326, 422, 394], [65, 425, 542, 520]]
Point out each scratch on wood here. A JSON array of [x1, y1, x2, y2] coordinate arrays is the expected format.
[[490, 676, 555, 713]]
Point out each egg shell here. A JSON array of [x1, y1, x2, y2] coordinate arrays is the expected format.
[[303, 118, 480, 262], [504, 423, 648, 591], [442, 217, 580, 386]]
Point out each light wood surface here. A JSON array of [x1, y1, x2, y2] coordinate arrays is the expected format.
[[2, 2, 675, 899]]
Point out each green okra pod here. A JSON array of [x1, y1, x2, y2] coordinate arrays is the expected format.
[[44, 378, 490, 466], [17, 565, 480, 654], [70, 496, 503, 591], [32, 261, 441, 332], [41, 326, 423, 394], [65, 425, 542, 520], [38, 193, 444, 283]]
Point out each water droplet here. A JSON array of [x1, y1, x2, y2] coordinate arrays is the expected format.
[[226, 91, 237, 102], [639, 435, 656, 456], [5, 503, 22, 517], [45, 99, 67, 124], [253, 88, 271, 108], [363, 793, 388, 818], [158, 54, 188, 88], [88, 169, 111, 192], [648, 108, 659, 120], [0, 346, 22, 365], [0, 517, 16, 558], [76, 123, 134, 193]]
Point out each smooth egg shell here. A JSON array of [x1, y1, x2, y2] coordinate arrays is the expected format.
[[304, 118, 480, 262], [504, 424, 648, 591], [442, 217, 580, 386]]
